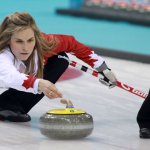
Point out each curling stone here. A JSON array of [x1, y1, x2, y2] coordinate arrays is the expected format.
[[39, 99, 93, 139]]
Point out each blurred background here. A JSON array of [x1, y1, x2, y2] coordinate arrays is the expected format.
[[0, 0, 150, 62]]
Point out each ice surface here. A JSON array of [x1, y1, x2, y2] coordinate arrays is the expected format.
[[0, 55, 150, 150]]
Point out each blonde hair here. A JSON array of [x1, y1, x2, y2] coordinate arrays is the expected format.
[[0, 12, 56, 78]]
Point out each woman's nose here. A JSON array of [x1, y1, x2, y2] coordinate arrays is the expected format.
[[22, 43, 28, 51]]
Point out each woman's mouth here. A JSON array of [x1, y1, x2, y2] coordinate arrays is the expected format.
[[20, 53, 29, 55]]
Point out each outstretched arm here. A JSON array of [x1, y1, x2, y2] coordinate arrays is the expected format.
[[42, 33, 117, 88]]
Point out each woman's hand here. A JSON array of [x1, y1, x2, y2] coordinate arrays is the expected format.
[[38, 79, 62, 99]]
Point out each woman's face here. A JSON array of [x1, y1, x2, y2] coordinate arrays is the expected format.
[[10, 28, 36, 61]]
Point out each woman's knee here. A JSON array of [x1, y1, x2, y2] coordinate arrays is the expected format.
[[43, 52, 69, 83], [57, 52, 69, 68]]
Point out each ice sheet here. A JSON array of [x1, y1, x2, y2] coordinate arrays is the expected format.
[[0, 56, 150, 150]]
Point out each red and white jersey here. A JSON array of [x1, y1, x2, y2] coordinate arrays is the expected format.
[[42, 33, 104, 68], [0, 34, 104, 94], [0, 47, 40, 94]]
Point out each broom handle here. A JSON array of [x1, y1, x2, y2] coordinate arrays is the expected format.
[[69, 60, 147, 99]]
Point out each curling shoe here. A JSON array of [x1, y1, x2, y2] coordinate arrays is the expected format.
[[0, 110, 31, 122], [140, 128, 150, 139]]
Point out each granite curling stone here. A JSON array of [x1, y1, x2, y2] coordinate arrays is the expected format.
[[39, 99, 94, 139]]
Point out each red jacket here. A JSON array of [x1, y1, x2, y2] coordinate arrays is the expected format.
[[41, 33, 104, 68]]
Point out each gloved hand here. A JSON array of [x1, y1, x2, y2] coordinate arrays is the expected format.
[[95, 62, 117, 88]]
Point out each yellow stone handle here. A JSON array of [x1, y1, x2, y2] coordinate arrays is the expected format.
[[60, 99, 74, 108]]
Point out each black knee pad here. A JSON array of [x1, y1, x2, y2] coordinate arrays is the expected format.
[[44, 52, 69, 83], [57, 52, 69, 66]]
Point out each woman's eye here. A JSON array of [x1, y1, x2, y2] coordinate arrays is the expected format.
[[16, 40, 23, 43], [28, 39, 35, 43], [28, 39, 34, 43]]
